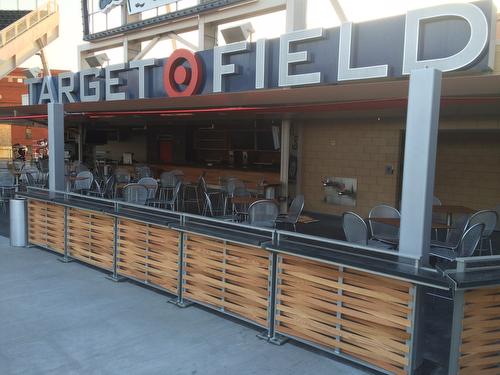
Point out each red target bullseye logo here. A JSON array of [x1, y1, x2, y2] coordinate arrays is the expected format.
[[163, 49, 203, 97]]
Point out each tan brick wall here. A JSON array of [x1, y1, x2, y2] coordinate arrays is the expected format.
[[0, 124, 11, 147], [301, 119, 403, 217], [300, 117, 500, 217], [435, 125, 500, 211]]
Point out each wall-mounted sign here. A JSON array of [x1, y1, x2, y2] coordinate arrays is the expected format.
[[127, 0, 178, 15], [99, 0, 124, 13], [26, 1, 496, 105]]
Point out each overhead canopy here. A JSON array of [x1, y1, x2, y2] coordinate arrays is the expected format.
[[2, 73, 500, 126]]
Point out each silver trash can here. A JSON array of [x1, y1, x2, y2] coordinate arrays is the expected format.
[[10, 198, 27, 247]]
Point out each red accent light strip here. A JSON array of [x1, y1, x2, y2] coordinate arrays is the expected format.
[[0, 114, 48, 121]]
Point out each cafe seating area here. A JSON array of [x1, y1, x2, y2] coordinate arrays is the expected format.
[[2, 159, 499, 261]]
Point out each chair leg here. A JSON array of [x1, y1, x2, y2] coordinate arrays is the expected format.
[[490, 238, 494, 256]]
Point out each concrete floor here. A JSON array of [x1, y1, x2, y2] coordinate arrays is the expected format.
[[0, 235, 373, 375]]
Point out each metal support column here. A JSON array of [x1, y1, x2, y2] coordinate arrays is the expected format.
[[280, 120, 291, 213], [47, 103, 65, 192], [169, 216, 192, 307], [286, 0, 307, 32], [107, 202, 125, 282], [58, 206, 73, 263], [399, 69, 442, 265], [259, 231, 288, 344], [448, 290, 465, 375]]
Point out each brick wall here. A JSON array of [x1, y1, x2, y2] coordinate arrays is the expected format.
[[435, 123, 500, 211], [300, 117, 500, 217], [301, 119, 403, 217]]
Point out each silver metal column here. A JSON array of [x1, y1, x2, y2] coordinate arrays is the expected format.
[[47, 103, 65, 192], [280, 120, 291, 213], [448, 290, 465, 375], [399, 68, 442, 265]]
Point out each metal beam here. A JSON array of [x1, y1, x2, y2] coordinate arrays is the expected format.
[[329, 0, 347, 23], [132, 36, 161, 61], [286, 0, 307, 32], [167, 32, 198, 51], [399, 68, 442, 265]]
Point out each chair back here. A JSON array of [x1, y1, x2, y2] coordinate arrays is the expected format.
[[495, 204, 500, 231], [446, 214, 469, 245], [160, 172, 178, 188], [123, 183, 148, 205], [468, 210, 498, 238], [102, 175, 115, 198], [368, 205, 400, 239], [138, 177, 158, 199], [74, 171, 93, 191], [457, 223, 485, 257], [135, 165, 152, 179], [115, 168, 131, 184], [166, 181, 183, 211], [0, 171, 14, 186], [73, 161, 89, 173], [248, 200, 279, 228], [203, 191, 214, 217], [287, 195, 304, 224], [342, 212, 368, 245]]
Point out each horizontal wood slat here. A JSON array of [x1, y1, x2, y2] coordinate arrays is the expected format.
[[275, 254, 414, 375], [183, 234, 270, 328], [117, 219, 179, 294], [459, 287, 500, 374], [28, 200, 64, 254], [67, 208, 114, 271]]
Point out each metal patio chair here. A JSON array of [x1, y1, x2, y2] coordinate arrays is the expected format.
[[342, 212, 395, 250], [431, 213, 469, 250], [467, 210, 498, 255], [72, 171, 93, 195], [430, 223, 485, 261], [138, 177, 158, 200], [276, 194, 304, 232], [247, 200, 279, 228], [135, 165, 152, 179], [114, 168, 131, 198], [165, 181, 182, 211], [122, 183, 148, 205], [368, 204, 400, 245], [159, 171, 179, 201], [0, 171, 15, 213]]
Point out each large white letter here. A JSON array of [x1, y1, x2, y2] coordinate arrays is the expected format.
[[278, 28, 324, 87], [105, 63, 128, 101], [403, 3, 489, 74], [80, 68, 104, 102], [58, 72, 79, 103], [213, 42, 250, 93], [255, 39, 268, 89], [338, 22, 388, 81], [25, 78, 42, 105], [129, 58, 158, 99], [38, 76, 57, 104]]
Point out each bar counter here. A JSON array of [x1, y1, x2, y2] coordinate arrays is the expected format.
[[18, 188, 500, 375], [118, 163, 281, 187]]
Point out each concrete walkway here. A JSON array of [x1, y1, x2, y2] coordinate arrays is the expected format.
[[0, 236, 372, 375]]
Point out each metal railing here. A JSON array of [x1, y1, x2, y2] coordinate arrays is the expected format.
[[0, 0, 58, 47]]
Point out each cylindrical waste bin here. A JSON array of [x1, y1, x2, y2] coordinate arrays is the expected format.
[[10, 198, 27, 247]]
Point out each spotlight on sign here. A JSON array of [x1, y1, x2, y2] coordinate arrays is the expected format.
[[84, 53, 110, 68], [23, 67, 42, 79], [221, 22, 255, 43]]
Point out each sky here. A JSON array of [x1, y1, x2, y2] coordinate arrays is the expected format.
[[0, 0, 497, 71]]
